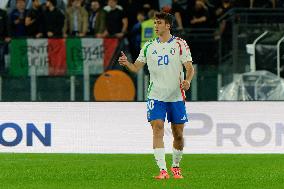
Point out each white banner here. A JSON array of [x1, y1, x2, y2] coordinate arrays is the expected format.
[[27, 39, 49, 76], [0, 102, 283, 154]]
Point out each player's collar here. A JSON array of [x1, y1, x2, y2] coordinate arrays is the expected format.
[[156, 35, 175, 43], [167, 35, 175, 43]]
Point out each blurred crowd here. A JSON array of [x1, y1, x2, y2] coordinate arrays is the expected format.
[[0, 0, 283, 58], [0, 0, 283, 39]]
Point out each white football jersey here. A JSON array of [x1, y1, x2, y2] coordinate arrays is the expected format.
[[136, 36, 193, 102]]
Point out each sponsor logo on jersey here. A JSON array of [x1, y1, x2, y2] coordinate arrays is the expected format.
[[152, 50, 157, 54]]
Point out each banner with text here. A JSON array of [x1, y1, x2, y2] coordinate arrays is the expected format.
[[0, 102, 283, 153], [9, 38, 118, 76]]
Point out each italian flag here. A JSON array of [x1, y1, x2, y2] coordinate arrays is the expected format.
[[10, 38, 66, 76], [10, 38, 118, 76], [66, 38, 104, 75]]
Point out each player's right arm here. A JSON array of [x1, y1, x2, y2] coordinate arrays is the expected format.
[[118, 51, 145, 73]]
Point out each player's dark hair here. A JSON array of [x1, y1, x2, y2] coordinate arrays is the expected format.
[[154, 11, 174, 28]]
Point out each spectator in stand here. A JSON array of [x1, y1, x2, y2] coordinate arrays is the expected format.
[[0, 8, 9, 41], [116, 0, 134, 11], [103, 0, 128, 38], [44, 0, 65, 37], [7, 0, 18, 14], [117, 0, 144, 30], [129, 10, 145, 57], [215, 0, 232, 44], [88, 0, 106, 38], [25, 0, 44, 38], [172, 0, 191, 29], [26, 0, 66, 12], [159, 0, 172, 11], [140, 9, 157, 47], [8, 0, 27, 37], [250, 0, 276, 8], [104, 0, 123, 11], [56, 0, 67, 12], [64, 0, 88, 37], [142, 3, 151, 17], [189, 0, 210, 28], [215, 0, 232, 18], [0, 8, 9, 73], [0, 0, 9, 10], [141, 0, 159, 11], [84, 0, 92, 11], [7, 0, 39, 14], [202, 0, 220, 27]]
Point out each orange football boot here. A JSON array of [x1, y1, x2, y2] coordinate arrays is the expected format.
[[154, 169, 170, 179], [171, 167, 184, 179]]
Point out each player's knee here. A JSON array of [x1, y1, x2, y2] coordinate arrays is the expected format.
[[174, 134, 183, 142], [154, 133, 164, 140], [153, 129, 164, 138], [153, 127, 164, 138]]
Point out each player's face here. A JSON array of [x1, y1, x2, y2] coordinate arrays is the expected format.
[[154, 19, 170, 36]]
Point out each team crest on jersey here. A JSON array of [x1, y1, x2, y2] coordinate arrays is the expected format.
[[170, 48, 176, 55], [152, 50, 157, 54]]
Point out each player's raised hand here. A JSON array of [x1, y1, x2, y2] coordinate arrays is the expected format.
[[118, 51, 129, 67], [181, 80, 190, 91]]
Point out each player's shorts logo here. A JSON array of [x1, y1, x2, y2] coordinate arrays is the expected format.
[[147, 100, 155, 110], [181, 115, 187, 121]]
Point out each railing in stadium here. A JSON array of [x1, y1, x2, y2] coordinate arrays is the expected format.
[[218, 8, 284, 87]]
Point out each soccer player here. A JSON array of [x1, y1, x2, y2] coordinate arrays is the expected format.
[[118, 11, 194, 179]]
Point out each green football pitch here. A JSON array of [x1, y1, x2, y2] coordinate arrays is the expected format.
[[0, 153, 283, 189]]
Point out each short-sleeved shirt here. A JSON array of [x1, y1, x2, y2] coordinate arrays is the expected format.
[[172, 0, 191, 27], [136, 36, 193, 102], [104, 7, 126, 36]]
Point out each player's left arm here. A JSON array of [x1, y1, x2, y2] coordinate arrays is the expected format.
[[181, 61, 194, 91], [179, 38, 194, 91]]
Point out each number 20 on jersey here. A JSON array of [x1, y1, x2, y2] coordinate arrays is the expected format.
[[158, 55, 169, 66]]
